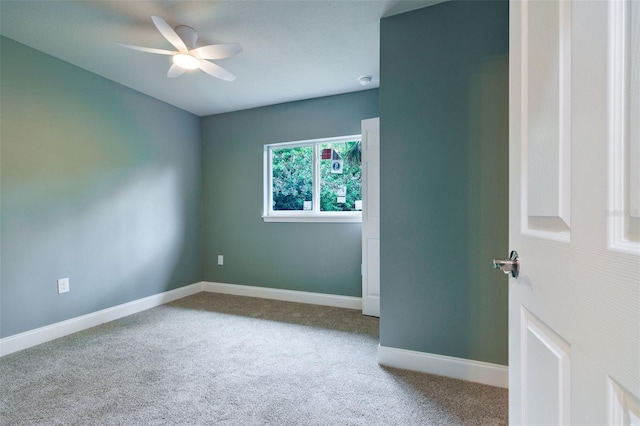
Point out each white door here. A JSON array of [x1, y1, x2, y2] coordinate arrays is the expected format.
[[508, 0, 639, 424], [361, 117, 380, 317]]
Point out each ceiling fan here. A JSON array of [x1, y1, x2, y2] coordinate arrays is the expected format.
[[117, 16, 241, 81]]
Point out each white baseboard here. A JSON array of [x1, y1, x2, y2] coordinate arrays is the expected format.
[[203, 281, 362, 310], [1, 282, 361, 357], [2, 281, 506, 390], [0, 282, 204, 357], [378, 345, 508, 388]]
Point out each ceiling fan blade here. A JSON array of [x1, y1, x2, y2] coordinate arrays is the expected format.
[[115, 43, 175, 55], [151, 15, 188, 53], [190, 43, 242, 60], [167, 64, 185, 78], [198, 60, 236, 81]]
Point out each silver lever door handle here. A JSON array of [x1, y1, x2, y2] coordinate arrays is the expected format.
[[492, 250, 519, 278]]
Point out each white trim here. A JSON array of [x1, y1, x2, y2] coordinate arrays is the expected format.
[[265, 134, 362, 150], [2, 281, 505, 393], [0, 282, 361, 357], [263, 134, 363, 222], [203, 281, 362, 310], [377, 344, 508, 389], [0, 282, 204, 357], [262, 213, 361, 223], [361, 117, 380, 317]]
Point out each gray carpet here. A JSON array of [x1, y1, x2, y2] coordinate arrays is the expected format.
[[0, 292, 508, 425]]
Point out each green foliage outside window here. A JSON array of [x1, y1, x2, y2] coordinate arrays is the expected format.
[[271, 141, 361, 212], [319, 142, 361, 211], [271, 146, 313, 211]]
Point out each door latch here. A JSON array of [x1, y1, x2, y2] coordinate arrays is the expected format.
[[492, 250, 519, 278]]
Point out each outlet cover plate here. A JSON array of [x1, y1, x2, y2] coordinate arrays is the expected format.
[[57, 278, 70, 294]]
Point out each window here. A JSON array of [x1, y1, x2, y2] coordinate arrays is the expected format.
[[263, 135, 362, 222]]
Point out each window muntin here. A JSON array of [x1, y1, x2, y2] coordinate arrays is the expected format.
[[264, 135, 362, 222]]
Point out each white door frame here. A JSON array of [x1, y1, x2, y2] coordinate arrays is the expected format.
[[361, 117, 380, 317]]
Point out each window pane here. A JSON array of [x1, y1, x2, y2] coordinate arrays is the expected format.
[[319, 141, 361, 212], [271, 146, 313, 211]]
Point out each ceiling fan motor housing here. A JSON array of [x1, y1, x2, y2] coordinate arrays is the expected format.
[[174, 25, 197, 50]]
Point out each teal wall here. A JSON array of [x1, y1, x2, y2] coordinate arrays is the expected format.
[[379, 1, 509, 365], [201, 90, 378, 296], [1, 1, 509, 367], [0, 37, 203, 338]]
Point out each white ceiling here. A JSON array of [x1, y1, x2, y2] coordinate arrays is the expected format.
[[0, 0, 441, 117]]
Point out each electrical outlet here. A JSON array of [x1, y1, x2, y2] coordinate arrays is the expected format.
[[57, 278, 70, 294], [218, 255, 224, 265]]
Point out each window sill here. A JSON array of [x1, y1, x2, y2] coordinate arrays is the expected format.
[[262, 213, 362, 223]]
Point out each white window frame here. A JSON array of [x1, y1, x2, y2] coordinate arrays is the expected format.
[[263, 135, 362, 223]]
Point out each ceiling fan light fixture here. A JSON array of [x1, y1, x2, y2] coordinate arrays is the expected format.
[[173, 53, 200, 70], [118, 16, 239, 81]]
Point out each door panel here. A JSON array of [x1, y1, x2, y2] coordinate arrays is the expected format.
[[525, 0, 571, 233], [610, 0, 640, 253], [521, 307, 571, 426], [609, 378, 640, 424], [509, 0, 640, 424]]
